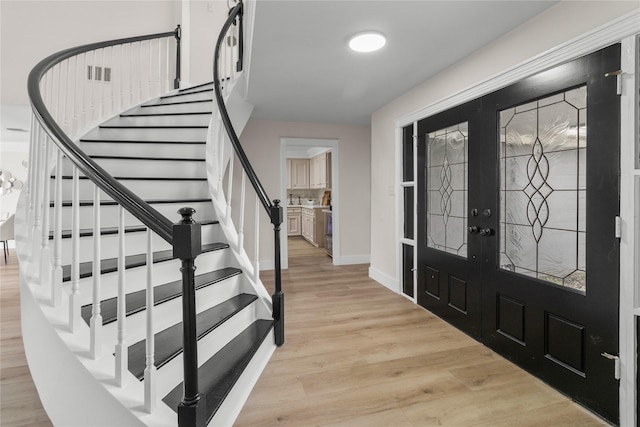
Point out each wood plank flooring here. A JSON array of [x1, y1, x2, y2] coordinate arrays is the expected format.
[[236, 237, 608, 426], [0, 250, 52, 426], [0, 239, 609, 426]]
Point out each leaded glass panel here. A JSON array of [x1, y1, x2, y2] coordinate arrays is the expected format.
[[499, 86, 587, 292], [426, 122, 468, 257]]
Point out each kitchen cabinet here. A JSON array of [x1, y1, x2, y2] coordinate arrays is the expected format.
[[288, 159, 309, 189], [310, 151, 331, 189], [287, 207, 301, 236], [301, 207, 325, 247]]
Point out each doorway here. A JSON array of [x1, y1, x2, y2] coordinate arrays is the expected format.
[[280, 138, 339, 269], [415, 45, 621, 423]]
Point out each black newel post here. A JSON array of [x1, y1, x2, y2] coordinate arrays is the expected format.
[[269, 200, 284, 346], [173, 207, 205, 427], [174, 25, 182, 89]]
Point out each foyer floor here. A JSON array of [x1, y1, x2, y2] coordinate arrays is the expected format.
[[0, 241, 608, 426]]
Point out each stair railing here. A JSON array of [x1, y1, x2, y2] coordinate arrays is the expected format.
[[212, 0, 285, 347], [26, 26, 208, 423]]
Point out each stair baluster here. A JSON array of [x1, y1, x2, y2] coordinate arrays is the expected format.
[[52, 149, 63, 307], [31, 125, 44, 255], [90, 184, 103, 359], [144, 228, 157, 413], [115, 206, 128, 386], [39, 137, 52, 289], [225, 151, 235, 220], [69, 165, 81, 332], [253, 194, 259, 280], [238, 171, 246, 252]]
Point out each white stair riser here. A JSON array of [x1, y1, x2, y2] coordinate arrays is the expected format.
[[51, 178, 209, 201], [127, 101, 213, 115], [81, 142, 206, 159], [56, 223, 222, 265], [56, 201, 214, 229], [82, 127, 208, 142], [156, 302, 259, 398], [100, 274, 244, 349], [60, 157, 207, 179], [103, 114, 212, 128], [74, 247, 232, 306]]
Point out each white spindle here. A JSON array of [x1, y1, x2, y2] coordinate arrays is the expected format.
[[118, 45, 124, 113], [115, 206, 128, 386], [238, 171, 246, 252], [148, 40, 152, 98], [90, 184, 103, 359], [225, 151, 235, 219], [254, 195, 260, 279], [51, 149, 63, 307], [139, 42, 143, 102], [157, 39, 161, 96], [69, 166, 81, 332], [27, 118, 37, 219], [144, 228, 156, 412], [39, 137, 52, 288], [217, 125, 225, 193], [31, 125, 44, 255], [89, 50, 95, 122], [129, 43, 135, 105], [100, 48, 105, 118], [64, 59, 71, 133], [79, 53, 86, 131], [165, 38, 170, 92]]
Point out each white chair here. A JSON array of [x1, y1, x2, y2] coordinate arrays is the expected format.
[[0, 214, 15, 263]]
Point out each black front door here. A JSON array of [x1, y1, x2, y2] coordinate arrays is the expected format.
[[417, 44, 621, 423]]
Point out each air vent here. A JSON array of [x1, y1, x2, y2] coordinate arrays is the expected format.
[[87, 65, 112, 82]]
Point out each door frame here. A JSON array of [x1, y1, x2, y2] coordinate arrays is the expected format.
[[280, 137, 340, 269], [394, 12, 639, 425]]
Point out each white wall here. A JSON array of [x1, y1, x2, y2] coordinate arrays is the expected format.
[[240, 119, 371, 266], [369, 0, 640, 285]]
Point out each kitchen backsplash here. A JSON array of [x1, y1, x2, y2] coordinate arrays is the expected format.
[[287, 188, 328, 205]]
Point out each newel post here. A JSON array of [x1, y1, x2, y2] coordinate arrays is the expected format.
[[173, 207, 205, 427], [270, 200, 284, 346]]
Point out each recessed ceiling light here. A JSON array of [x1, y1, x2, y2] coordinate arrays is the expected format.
[[348, 31, 386, 53]]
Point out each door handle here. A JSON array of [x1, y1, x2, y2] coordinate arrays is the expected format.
[[468, 226, 479, 234], [480, 228, 494, 236]]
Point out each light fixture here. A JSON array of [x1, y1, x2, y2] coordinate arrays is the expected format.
[[348, 31, 386, 53]]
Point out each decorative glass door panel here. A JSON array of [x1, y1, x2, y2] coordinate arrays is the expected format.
[[427, 122, 468, 258], [499, 87, 587, 292]]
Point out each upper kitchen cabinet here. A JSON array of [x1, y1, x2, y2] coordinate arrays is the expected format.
[[288, 158, 310, 189], [310, 151, 331, 189]]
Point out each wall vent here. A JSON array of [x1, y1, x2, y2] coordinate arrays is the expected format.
[[87, 65, 112, 82]]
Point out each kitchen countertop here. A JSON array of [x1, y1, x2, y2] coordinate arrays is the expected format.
[[287, 204, 325, 209]]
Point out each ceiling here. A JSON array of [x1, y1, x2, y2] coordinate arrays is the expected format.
[[247, 0, 558, 126]]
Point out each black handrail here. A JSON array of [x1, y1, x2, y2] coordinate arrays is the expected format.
[[27, 28, 181, 243], [212, 0, 285, 348]]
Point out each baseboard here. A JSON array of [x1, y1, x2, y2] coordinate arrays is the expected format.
[[335, 254, 370, 266], [259, 260, 274, 271], [368, 267, 399, 294]]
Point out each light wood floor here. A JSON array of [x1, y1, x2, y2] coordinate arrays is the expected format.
[[0, 240, 608, 426], [0, 250, 52, 426], [236, 237, 608, 426]]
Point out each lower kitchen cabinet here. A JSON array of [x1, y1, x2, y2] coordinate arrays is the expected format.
[[301, 207, 325, 247], [287, 207, 301, 236]]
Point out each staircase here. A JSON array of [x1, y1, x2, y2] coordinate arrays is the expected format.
[[17, 1, 282, 426]]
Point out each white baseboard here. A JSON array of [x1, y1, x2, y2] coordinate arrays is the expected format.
[[259, 260, 274, 271], [335, 254, 370, 266], [368, 267, 399, 294]]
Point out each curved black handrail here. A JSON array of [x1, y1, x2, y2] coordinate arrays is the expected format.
[[27, 29, 180, 243], [213, 2, 273, 214]]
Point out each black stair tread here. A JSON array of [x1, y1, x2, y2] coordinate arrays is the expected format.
[[162, 319, 274, 423], [99, 125, 209, 129], [49, 219, 218, 240], [63, 242, 228, 282], [53, 175, 207, 181], [80, 267, 243, 326], [177, 81, 213, 92], [79, 139, 206, 145], [141, 99, 212, 108], [88, 156, 205, 161], [127, 293, 257, 380], [160, 87, 213, 99], [51, 198, 211, 208], [120, 112, 212, 117]]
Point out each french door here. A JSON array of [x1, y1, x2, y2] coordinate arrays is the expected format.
[[417, 44, 621, 423]]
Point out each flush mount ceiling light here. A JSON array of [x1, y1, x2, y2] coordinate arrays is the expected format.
[[348, 31, 386, 53]]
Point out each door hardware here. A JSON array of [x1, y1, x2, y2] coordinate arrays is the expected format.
[[468, 226, 479, 234], [471, 208, 478, 217], [482, 209, 492, 218], [479, 228, 494, 236], [600, 352, 620, 380]]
